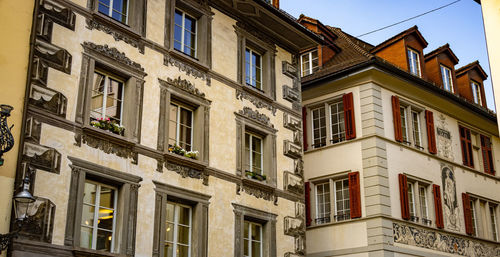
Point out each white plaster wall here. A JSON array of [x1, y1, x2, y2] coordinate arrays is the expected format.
[[306, 220, 368, 254]]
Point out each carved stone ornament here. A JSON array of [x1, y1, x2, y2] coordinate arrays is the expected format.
[[39, 0, 76, 30], [284, 216, 305, 237], [164, 53, 211, 86], [283, 113, 301, 131], [295, 202, 305, 219], [160, 77, 206, 98], [441, 165, 461, 232], [236, 181, 277, 205], [283, 85, 300, 103], [74, 132, 138, 164], [437, 114, 454, 161], [393, 222, 500, 256], [238, 107, 273, 128], [282, 61, 298, 79], [19, 196, 55, 243], [85, 18, 145, 53], [23, 142, 61, 174], [165, 162, 209, 186], [294, 159, 304, 176], [284, 140, 302, 159], [34, 39, 72, 74], [284, 171, 303, 194], [29, 83, 67, 118], [236, 89, 277, 115], [294, 235, 305, 255], [82, 42, 144, 72]]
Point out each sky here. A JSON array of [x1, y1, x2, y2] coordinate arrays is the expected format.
[[281, 0, 496, 111]]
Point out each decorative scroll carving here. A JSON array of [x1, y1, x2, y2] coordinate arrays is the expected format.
[[235, 89, 277, 115], [284, 216, 304, 236], [75, 131, 138, 164], [295, 202, 305, 219], [19, 196, 55, 243], [36, 13, 54, 42], [294, 235, 305, 255], [165, 162, 209, 186], [34, 39, 72, 74], [25, 116, 42, 143], [32, 57, 49, 85], [85, 19, 145, 53], [39, 0, 76, 30], [283, 113, 301, 131], [294, 159, 303, 176], [236, 180, 277, 204], [160, 77, 206, 98], [283, 85, 300, 102], [82, 42, 144, 72], [393, 222, 500, 256], [29, 83, 67, 117], [156, 159, 164, 173], [282, 61, 298, 79], [23, 142, 61, 174], [437, 114, 454, 161], [238, 107, 273, 128], [442, 165, 461, 232], [284, 171, 303, 194], [284, 140, 301, 159], [164, 53, 211, 86], [293, 131, 302, 146]]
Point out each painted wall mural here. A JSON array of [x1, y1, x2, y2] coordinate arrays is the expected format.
[[436, 114, 454, 161], [393, 222, 500, 257], [442, 165, 461, 232]]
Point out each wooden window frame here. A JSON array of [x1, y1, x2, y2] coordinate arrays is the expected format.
[[440, 65, 454, 93], [173, 9, 198, 58], [407, 48, 422, 77], [243, 221, 263, 257], [169, 102, 194, 151], [88, 0, 147, 36], [245, 48, 263, 90], [91, 70, 125, 125], [394, 97, 426, 150], [300, 49, 319, 77], [400, 174, 432, 226], [471, 80, 483, 106], [459, 125, 474, 168]]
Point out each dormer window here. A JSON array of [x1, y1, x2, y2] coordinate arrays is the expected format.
[[471, 81, 482, 105], [440, 65, 453, 92], [300, 50, 319, 77], [407, 48, 421, 77]]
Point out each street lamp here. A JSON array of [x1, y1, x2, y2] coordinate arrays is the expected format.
[[0, 170, 36, 254], [0, 104, 15, 166]]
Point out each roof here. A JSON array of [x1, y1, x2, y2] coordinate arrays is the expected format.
[[297, 15, 341, 52], [456, 61, 488, 80], [424, 44, 459, 64], [370, 26, 428, 54]]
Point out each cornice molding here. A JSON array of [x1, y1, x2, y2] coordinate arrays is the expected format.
[[82, 42, 145, 73]]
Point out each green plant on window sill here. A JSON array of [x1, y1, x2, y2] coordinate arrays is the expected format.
[[90, 118, 125, 136], [245, 170, 267, 181], [168, 144, 198, 160]]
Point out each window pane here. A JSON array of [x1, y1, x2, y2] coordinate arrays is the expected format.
[[80, 226, 93, 248], [164, 243, 174, 257], [177, 225, 190, 245], [251, 224, 261, 240], [98, 0, 110, 16], [251, 241, 261, 257], [244, 239, 249, 256], [99, 186, 115, 209], [81, 205, 95, 227], [177, 244, 189, 257], [98, 208, 114, 230], [178, 206, 190, 226], [174, 11, 183, 26], [166, 203, 175, 222], [244, 221, 249, 239], [184, 16, 196, 33], [83, 183, 97, 204], [165, 223, 174, 242], [96, 229, 112, 251]]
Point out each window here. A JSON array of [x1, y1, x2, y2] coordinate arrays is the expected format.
[[307, 93, 356, 150], [471, 81, 483, 105], [470, 198, 478, 237], [165, 202, 192, 257], [91, 71, 124, 124], [245, 48, 262, 90], [233, 204, 277, 257], [315, 182, 331, 224], [399, 174, 432, 226], [97, 0, 128, 24], [174, 10, 197, 58], [394, 99, 424, 150], [244, 221, 263, 257], [168, 103, 193, 151], [459, 126, 474, 168], [152, 182, 210, 257], [480, 135, 495, 175], [80, 181, 117, 251], [490, 205, 498, 241], [66, 156, 142, 256], [300, 50, 319, 76], [407, 48, 421, 77], [235, 25, 276, 99], [419, 185, 429, 222], [333, 178, 350, 222], [411, 111, 422, 147], [400, 106, 409, 142], [408, 183, 416, 220], [440, 65, 454, 92], [245, 132, 263, 175]]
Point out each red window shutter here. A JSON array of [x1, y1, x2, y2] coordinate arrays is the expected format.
[[459, 126, 474, 167], [392, 96, 403, 142], [343, 93, 356, 140], [305, 182, 312, 226], [302, 107, 308, 151], [480, 135, 495, 175], [348, 171, 361, 219], [462, 193, 473, 235], [425, 110, 437, 154], [433, 184, 444, 229], [398, 174, 410, 220]]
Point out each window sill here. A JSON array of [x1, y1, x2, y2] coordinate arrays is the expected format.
[[241, 84, 275, 105], [73, 247, 127, 257], [164, 151, 208, 169], [167, 49, 210, 73], [82, 125, 136, 146], [90, 11, 139, 36]]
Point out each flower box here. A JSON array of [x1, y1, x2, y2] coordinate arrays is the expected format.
[[245, 170, 267, 181]]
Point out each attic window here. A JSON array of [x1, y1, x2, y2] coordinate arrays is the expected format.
[[471, 81, 482, 105], [407, 48, 421, 77], [440, 65, 454, 93], [301, 50, 319, 77]]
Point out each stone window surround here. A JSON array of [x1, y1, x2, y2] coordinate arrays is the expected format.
[[165, 0, 213, 68], [308, 171, 350, 225], [235, 24, 277, 101], [76, 42, 146, 144], [232, 203, 276, 257], [87, 0, 147, 37], [152, 181, 210, 257], [467, 193, 500, 241], [157, 78, 211, 163], [235, 112, 277, 188], [65, 156, 142, 256]]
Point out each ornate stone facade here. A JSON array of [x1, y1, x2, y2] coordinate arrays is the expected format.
[[442, 165, 462, 232]]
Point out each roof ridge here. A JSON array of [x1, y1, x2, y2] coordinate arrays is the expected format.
[[329, 27, 373, 59]]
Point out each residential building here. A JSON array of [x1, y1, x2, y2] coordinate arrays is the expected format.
[[300, 17, 500, 257], [7, 0, 319, 256]]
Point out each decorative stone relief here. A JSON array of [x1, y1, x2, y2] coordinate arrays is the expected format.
[[283, 85, 300, 102], [284, 216, 304, 236], [156, 159, 164, 173], [294, 159, 304, 176], [32, 57, 49, 85], [238, 107, 273, 128], [19, 196, 55, 243], [165, 162, 209, 186], [25, 116, 42, 143], [294, 235, 305, 255], [74, 133, 138, 164], [85, 19, 145, 53], [284, 171, 303, 194], [164, 53, 211, 86], [283, 113, 301, 131], [236, 89, 277, 115], [236, 182, 277, 205], [36, 13, 54, 42], [282, 61, 298, 79], [159, 77, 206, 98], [82, 42, 144, 72], [23, 142, 61, 174], [393, 222, 500, 256], [39, 0, 76, 30], [437, 114, 454, 161], [442, 165, 461, 232], [29, 83, 67, 117], [293, 131, 302, 145], [34, 39, 72, 74], [284, 140, 302, 159]]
